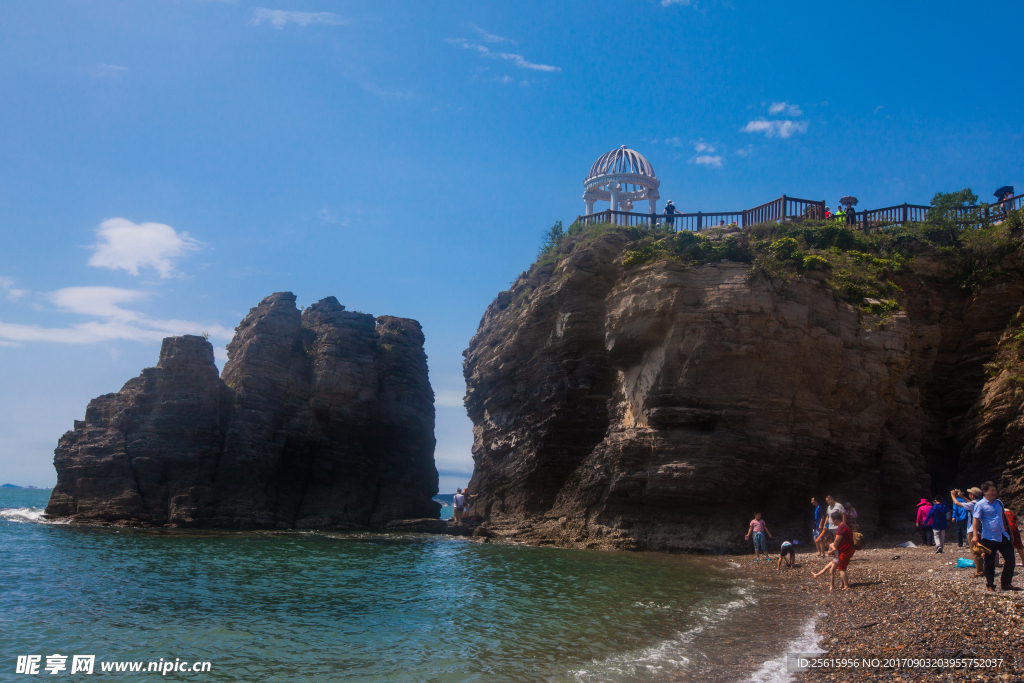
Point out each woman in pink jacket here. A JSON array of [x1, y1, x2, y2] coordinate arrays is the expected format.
[[916, 498, 934, 546]]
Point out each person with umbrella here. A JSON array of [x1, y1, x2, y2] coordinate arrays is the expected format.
[[841, 196, 858, 226]]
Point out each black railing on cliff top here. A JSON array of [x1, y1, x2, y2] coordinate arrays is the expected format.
[[575, 194, 1024, 232]]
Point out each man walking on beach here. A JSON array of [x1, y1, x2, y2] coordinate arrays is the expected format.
[[926, 497, 949, 553], [972, 481, 1018, 592]]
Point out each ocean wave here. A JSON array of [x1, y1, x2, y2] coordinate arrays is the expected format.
[[572, 582, 757, 681], [0, 507, 65, 524], [743, 611, 825, 683]]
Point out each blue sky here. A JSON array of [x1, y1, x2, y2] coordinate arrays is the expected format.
[[1, 0, 1021, 492]]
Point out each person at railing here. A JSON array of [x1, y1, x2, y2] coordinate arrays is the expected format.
[[834, 205, 845, 222], [846, 206, 857, 226], [824, 206, 832, 219], [664, 201, 678, 231]]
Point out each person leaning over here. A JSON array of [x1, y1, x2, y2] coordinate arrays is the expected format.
[[972, 481, 1018, 592]]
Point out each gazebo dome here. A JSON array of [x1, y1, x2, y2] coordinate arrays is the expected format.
[[587, 145, 656, 180], [583, 145, 660, 219]]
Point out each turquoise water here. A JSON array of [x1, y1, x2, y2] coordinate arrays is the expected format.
[[2, 489, 810, 682]]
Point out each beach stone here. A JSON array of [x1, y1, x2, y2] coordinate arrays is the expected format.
[[45, 293, 440, 529], [463, 230, 1024, 552]]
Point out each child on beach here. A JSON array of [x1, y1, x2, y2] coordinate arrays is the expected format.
[[811, 540, 839, 584], [811, 512, 854, 590], [745, 512, 773, 561], [776, 541, 796, 570]]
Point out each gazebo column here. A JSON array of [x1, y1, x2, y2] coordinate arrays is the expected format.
[[648, 197, 657, 215], [585, 200, 594, 216], [609, 182, 620, 225]]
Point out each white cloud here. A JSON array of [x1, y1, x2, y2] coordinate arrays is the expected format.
[[0, 287, 231, 345], [661, 0, 692, 5], [0, 277, 27, 302], [735, 145, 754, 158], [692, 138, 715, 153], [664, 137, 683, 147], [50, 287, 147, 320], [251, 9, 352, 29], [691, 155, 722, 168], [768, 101, 802, 116], [741, 119, 808, 139], [88, 218, 201, 278], [447, 39, 561, 72], [90, 64, 127, 78], [471, 25, 514, 44], [874, 105, 885, 114]]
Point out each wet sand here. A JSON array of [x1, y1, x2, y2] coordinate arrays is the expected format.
[[735, 535, 1024, 681]]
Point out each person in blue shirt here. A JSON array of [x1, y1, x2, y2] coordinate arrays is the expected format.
[[949, 488, 971, 547], [925, 497, 950, 554], [972, 481, 1018, 592], [811, 497, 825, 557]]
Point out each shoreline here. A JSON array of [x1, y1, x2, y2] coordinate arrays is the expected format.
[[9, 497, 1023, 681], [726, 535, 1023, 682]]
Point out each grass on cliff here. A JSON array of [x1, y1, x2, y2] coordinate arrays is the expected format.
[[530, 195, 1024, 315]]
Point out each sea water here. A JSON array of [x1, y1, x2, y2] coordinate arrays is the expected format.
[[1, 489, 817, 682]]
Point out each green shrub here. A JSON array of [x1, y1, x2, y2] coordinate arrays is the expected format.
[[802, 254, 830, 271], [768, 237, 800, 260], [622, 241, 671, 268]]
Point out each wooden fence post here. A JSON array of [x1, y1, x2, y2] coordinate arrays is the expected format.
[[697, 212, 702, 231], [780, 195, 787, 222], [902, 203, 908, 224]]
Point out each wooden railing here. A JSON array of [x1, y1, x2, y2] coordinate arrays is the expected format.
[[575, 194, 1020, 232]]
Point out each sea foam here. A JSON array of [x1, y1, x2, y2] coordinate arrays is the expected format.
[[0, 507, 63, 524], [572, 582, 758, 681], [743, 611, 825, 683]]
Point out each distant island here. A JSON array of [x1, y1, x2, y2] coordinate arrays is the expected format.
[[1, 484, 50, 489]]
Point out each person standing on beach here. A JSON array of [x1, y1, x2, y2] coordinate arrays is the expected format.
[[926, 497, 949, 553], [824, 495, 844, 543], [1004, 507, 1024, 568], [745, 512, 773, 561], [972, 481, 1018, 592], [831, 511, 855, 590], [811, 497, 826, 557], [950, 489, 971, 547], [453, 488, 467, 524], [844, 503, 859, 531], [916, 498, 933, 546]]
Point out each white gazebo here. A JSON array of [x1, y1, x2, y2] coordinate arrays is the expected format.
[[583, 145, 660, 223]]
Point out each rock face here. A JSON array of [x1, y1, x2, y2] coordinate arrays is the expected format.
[[463, 231, 1024, 552], [46, 293, 440, 528]]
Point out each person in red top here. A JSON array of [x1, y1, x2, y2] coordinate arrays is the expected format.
[[1005, 508, 1024, 568], [832, 511, 855, 591]]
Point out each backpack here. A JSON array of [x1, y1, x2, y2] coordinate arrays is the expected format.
[[852, 532, 865, 550]]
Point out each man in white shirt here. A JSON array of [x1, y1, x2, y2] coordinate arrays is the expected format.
[[972, 481, 1017, 592], [825, 495, 845, 541]]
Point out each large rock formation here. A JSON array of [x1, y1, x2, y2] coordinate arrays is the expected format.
[[45, 293, 440, 528], [463, 229, 1024, 552]]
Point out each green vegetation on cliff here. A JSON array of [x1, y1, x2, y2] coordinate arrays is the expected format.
[[531, 191, 1024, 315]]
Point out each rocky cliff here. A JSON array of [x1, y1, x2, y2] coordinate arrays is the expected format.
[[45, 293, 439, 528], [463, 221, 1024, 552]]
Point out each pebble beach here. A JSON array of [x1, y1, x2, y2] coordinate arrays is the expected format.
[[742, 535, 1024, 682]]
